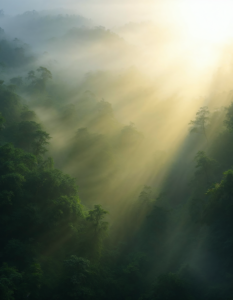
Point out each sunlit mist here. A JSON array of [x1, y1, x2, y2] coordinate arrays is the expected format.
[[1, 0, 233, 208], [1, 0, 233, 298]]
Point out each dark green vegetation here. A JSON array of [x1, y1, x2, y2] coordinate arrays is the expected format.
[[1, 11, 233, 300]]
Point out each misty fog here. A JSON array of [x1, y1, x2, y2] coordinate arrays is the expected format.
[[1, 1, 233, 299]]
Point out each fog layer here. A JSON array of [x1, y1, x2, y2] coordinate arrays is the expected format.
[[1, 2, 233, 299]]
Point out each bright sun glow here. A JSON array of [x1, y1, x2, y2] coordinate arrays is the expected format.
[[180, 0, 233, 43]]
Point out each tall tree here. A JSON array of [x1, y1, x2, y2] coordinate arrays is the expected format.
[[224, 102, 233, 132], [189, 106, 210, 141], [194, 151, 217, 185]]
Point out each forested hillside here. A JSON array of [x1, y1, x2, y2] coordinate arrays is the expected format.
[[1, 7, 233, 300]]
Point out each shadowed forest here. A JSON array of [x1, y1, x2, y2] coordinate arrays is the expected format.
[[1, 6, 233, 300]]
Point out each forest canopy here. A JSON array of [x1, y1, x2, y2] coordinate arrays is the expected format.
[[1, 2, 233, 300]]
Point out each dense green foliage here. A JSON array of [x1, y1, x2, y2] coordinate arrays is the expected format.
[[2, 11, 233, 300]]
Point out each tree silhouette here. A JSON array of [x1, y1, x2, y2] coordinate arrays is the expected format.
[[225, 102, 233, 132], [189, 106, 209, 141]]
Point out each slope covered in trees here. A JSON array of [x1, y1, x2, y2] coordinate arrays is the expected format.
[[1, 9, 233, 300]]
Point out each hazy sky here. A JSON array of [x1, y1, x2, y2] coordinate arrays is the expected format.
[[2, 0, 233, 41], [0, 0, 174, 27], [1, 0, 154, 13], [0, 1, 154, 14]]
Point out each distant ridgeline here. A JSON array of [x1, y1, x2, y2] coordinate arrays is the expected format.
[[0, 10, 92, 69], [1, 11, 233, 300], [0, 34, 35, 68], [0, 10, 92, 51]]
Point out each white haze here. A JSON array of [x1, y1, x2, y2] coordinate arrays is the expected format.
[[1, 0, 233, 210]]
